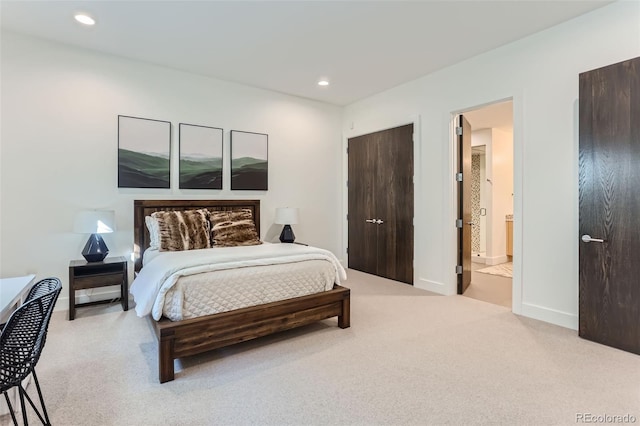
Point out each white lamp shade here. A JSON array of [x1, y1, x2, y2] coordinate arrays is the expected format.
[[74, 210, 116, 234], [275, 207, 299, 225]]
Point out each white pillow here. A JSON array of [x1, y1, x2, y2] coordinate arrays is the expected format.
[[145, 215, 160, 250]]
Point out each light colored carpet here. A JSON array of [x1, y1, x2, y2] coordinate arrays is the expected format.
[[476, 262, 513, 278], [5, 269, 639, 425], [464, 268, 512, 309]]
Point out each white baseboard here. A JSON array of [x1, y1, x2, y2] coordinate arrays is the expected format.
[[55, 288, 123, 312], [520, 302, 578, 330], [415, 278, 453, 295], [471, 256, 486, 264], [485, 255, 508, 266]]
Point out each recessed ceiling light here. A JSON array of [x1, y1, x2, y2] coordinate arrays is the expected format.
[[318, 80, 330, 86], [74, 14, 96, 26]]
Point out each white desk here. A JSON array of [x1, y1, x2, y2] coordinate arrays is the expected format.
[[0, 274, 36, 419], [0, 274, 36, 324]]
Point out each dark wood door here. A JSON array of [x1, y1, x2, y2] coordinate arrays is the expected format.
[[458, 115, 472, 293], [579, 57, 640, 355], [347, 134, 378, 276], [348, 124, 414, 284]]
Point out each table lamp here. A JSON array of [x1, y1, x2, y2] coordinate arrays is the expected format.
[[275, 207, 299, 243], [74, 210, 116, 262]]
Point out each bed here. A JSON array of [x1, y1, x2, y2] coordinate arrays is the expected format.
[[132, 199, 350, 383]]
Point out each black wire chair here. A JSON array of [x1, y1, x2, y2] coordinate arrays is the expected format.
[[1, 277, 61, 425]]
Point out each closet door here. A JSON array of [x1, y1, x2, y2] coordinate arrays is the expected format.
[[375, 124, 414, 284], [347, 124, 414, 284], [347, 134, 378, 276], [579, 57, 640, 354]]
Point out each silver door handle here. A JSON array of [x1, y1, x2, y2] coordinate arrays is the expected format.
[[365, 219, 376, 223], [375, 219, 384, 224], [581, 234, 604, 243]]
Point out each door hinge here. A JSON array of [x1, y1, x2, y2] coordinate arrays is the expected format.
[[346, 180, 349, 187], [346, 247, 349, 254], [456, 219, 463, 228], [346, 214, 349, 221], [456, 172, 463, 182], [455, 126, 463, 136], [456, 265, 463, 274], [346, 146, 349, 154]]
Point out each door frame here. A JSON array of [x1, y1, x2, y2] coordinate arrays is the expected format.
[[448, 97, 523, 314], [342, 115, 421, 283]]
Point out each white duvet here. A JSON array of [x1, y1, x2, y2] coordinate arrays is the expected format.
[[130, 243, 347, 320]]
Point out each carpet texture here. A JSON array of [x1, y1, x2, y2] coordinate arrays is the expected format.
[[5, 269, 639, 425], [476, 262, 513, 278]]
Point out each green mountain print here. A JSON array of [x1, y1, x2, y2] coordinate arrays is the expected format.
[[231, 157, 268, 190], [118, 148, 170, 188], [180, 157, 223, 189]]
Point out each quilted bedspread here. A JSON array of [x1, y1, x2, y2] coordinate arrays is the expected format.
[[130, 243, 347, 320]]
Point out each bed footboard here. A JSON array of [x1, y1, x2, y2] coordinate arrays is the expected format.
[[153, 284, 350, 383]]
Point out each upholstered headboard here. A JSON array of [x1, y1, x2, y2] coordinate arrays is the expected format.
[[133, 199, 261, 272]]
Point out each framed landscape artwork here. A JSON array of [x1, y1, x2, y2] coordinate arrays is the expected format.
[[118, 115, 171, 188], [179, 123, 223, 189], [230, 130, 268, 190]]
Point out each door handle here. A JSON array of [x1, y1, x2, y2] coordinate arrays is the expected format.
[[375, 219, 384, 224], [365, 219, 376, 223], [581, 234, 604, 243]]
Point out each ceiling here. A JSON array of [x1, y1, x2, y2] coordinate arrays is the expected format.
[[464, 100, 513, 132], [0, 1, 611, 106]]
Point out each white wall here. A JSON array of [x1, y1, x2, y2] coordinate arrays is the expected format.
[[487, 127, 513, 264], [343, 1, 640, 329], [0, 32, 343, 310]]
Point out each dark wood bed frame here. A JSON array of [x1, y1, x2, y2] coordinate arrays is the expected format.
[[133, 199, 350, 383]]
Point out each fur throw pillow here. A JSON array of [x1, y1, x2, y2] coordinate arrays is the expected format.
[[152, 209, 211, 251], [209, 209, 262, 247]]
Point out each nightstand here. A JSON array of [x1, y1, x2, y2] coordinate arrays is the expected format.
[[68, 256, 128, 320]]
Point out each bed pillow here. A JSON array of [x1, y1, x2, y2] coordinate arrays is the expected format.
[[145, 215, 160, 250], [209, 209, 262, 247], [151, 209, 211, 251]]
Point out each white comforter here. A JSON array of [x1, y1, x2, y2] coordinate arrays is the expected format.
[[130, 243, 347, 320]]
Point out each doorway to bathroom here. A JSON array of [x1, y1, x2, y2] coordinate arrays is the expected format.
[[457, 100, 514, 308]]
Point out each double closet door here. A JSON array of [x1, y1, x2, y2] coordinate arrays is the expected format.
[[347, 124, 414, 284]]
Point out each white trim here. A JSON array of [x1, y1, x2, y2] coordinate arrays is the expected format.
[[56, 288, 124, 312], [520, 302, 578, 330], [342, 115, 421, 285], [485, 255, 509, 266], [415, 278, 454, 295], [449, 94, 524, 314], [511, 91, 525, 316], [446, 113, 458, 296]]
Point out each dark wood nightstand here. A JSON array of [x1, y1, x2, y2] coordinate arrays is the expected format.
[[68, 256, 128, 320]]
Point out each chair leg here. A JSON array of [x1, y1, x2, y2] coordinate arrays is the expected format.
[[4, 372, 51, 426], [17, 386, 28, 426], [31, 371, 50, 425], [3, 391, 19, 426], [19, 386, 48, 425]]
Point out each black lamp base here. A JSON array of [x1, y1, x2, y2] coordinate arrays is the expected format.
[[279, 225, 295, 243], [82, 233, 109, 262]]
